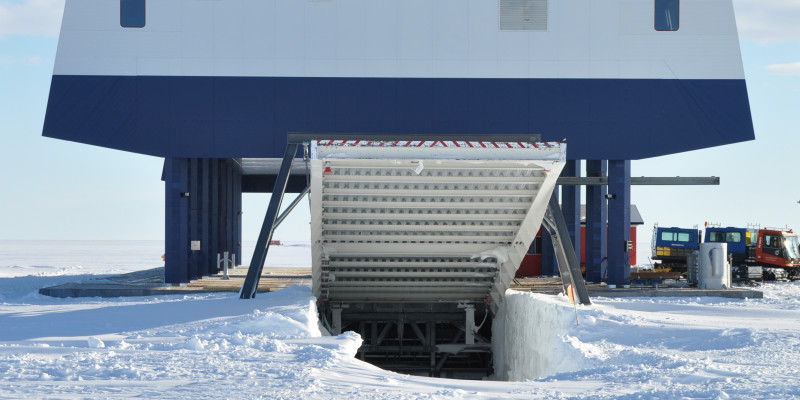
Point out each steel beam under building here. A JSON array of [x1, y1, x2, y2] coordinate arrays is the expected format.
[[557, 176, 720, 185], [546, 171, 720, 284]]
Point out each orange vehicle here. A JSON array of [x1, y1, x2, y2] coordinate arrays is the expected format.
[[705, 226, 800, 280]]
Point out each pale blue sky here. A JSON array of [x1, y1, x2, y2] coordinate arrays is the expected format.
[[1, 0, 798, 263]]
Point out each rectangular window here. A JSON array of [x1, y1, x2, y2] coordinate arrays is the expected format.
[[726, 232, 742, 243], [708, 231, 725, 242], [764, 234, 781, 249], [661, 231, 691, 242], [121, 0, 146, 28], [655, 0, 679, 31], [709, 231, 742, 243]]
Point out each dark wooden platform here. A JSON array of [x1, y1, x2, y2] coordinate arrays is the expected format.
[[39, 266, 312, 298], [39, 268, 762, 300], [510, 277, 763, 299]]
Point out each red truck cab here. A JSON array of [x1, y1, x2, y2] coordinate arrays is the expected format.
[[755, 229, 800, 269]]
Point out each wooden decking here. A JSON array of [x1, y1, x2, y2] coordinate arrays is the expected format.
[[509, 276, 763, 299], [39, 266, 312, 298], [39, 267, 762, 300]]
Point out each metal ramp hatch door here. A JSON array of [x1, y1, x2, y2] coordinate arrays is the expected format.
[[309, 137, 566, 313]]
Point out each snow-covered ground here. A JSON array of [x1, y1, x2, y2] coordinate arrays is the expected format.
[[2, 240, 800, 399]]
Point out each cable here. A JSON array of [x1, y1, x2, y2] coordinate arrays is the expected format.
[[474, 306, 489, 332]]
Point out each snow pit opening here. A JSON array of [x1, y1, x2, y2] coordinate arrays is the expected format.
[[492, 290, 587, 381]]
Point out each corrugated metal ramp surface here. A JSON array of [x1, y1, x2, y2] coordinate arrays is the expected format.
[[310, 140, 565, 309]]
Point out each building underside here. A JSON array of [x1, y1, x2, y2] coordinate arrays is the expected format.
[[159, 148, 615, 378], [162, 156, 630, 288]]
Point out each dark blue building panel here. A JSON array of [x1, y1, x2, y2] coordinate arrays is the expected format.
[[43, 76, 754, 160]]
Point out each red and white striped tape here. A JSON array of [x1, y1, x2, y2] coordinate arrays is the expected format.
[[315, 140, 559, 149]]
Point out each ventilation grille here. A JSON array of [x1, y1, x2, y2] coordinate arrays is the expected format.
[[499, 0, 548, 31]]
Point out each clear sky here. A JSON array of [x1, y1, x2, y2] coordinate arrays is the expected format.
[[1, 0, 798, 262]]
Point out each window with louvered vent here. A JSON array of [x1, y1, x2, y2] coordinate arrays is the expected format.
[[499, 0, 548, 31]]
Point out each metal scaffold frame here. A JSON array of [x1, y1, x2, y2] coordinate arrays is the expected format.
[[239, 133, 589, 376]]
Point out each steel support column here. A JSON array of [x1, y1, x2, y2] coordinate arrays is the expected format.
[[225, 163, 235, 266], [541, 190, 558, 276], [607, 160, 631, 288], [165, 157, 190, 284], [200, 159, 212, 276], [233, 162, 242, 264], [188, 158, 201, 281], [585, 160, 608, 283], [461, 303, 476, 345], [561, 160, 581, 271], [210, 159, 221, 274], [331, 306, 343, 335]]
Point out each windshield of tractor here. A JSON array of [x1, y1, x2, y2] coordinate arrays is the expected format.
[[707, 231, 725, 242], [785, 235, 800, 260], [708, 230, 742, 243]]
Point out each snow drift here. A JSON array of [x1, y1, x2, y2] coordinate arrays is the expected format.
[[4, 240, 800, 398], [492, 290, 587, 380]]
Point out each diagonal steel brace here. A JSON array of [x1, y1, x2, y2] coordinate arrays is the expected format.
[[240, 142, 300, 299], [541, 194, 591, 305]]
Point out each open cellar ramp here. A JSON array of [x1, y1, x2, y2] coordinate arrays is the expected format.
[[309, 136, 566, 311]]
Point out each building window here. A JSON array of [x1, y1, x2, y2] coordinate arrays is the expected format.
[[121, 0, 146, 28], [654, 0, 679, 31]]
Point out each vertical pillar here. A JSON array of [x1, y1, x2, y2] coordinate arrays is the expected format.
[[165, 158, 190, 284], [200, 159, 212, 276], [187, 159, 199, 280], [561, 160, 581, 271], [427, 322, 435, 377], [464, 304, 475, 345], [540, 191, 558, 276], [210, 159, 221, 274], [222, 160, 231, 272], [226, 163, 235, 259], [607, 160, 631, 288], [585, 160, 607, 283], [331, 306, 343, 335], [233, 162, 242, 264]]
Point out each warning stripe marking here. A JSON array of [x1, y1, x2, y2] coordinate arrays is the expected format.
[[315, 140, 560, 149]]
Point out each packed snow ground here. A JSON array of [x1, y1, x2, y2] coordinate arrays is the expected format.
[[2, 241, 800, 399]]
